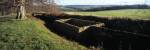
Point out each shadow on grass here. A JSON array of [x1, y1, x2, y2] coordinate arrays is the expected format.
[[35, 14, 150, 50]]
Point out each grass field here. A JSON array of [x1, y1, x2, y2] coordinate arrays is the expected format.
[[0, 9, 150, 50], [66, 9, 150, 19], [0, 17, 87, 50]]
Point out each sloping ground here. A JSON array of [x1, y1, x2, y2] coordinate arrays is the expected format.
[[0, 17, 87, 50], [59, 15, 150, 35], [35, 14, 150, 50], [67, 9, 150, 19]]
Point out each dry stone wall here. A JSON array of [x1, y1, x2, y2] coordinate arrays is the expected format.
[[55, 18, 105, 33]]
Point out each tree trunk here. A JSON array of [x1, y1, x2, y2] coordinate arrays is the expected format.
[[16, 5, 26, 19], [16, 0, 27, 20], [1, 7, 5, 16]]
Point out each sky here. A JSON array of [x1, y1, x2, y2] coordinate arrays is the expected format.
[[55, 0, 150, 5]]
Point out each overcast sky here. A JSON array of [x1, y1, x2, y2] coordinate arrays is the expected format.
[[55, 0, 150, 5]]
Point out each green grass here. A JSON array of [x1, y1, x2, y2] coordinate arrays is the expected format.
[[66, 9, 150, 19], [0, 18, 87, 50]]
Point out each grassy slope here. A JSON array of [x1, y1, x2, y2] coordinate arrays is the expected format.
[[0, 18, 87, 50], [66, 9, 150, 19]]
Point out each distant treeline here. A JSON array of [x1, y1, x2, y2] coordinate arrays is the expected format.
[[84, 5, 150, 11], [62, 5, 150, 11]]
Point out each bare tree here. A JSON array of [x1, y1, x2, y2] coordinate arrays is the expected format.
[[0, 0, 16, 16], [0, 0, 6, 16], [15, 0, 27, 20], [0, 0, 60, 17]]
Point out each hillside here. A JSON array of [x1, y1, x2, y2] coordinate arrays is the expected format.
[[66, 9, 150, 19], [34, 14, 150, 50], [60, 5, 150, 11], [0, 17, 87, 50]]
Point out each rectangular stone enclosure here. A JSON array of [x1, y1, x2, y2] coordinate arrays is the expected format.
[[55, 18, 105, 33]]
